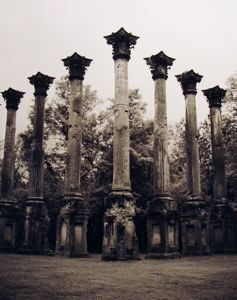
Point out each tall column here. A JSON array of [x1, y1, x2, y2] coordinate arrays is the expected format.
[[56, 52, 92, 257], [102, 28, 139, 260], [144, 51, 180, 258], [21, 72, 54, 254], [203, 86, 235, 252], [176, 70, 209, 255], [0, 88, 24, 252]]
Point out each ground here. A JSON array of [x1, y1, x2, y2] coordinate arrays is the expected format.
[[0, 254, 237, 300]]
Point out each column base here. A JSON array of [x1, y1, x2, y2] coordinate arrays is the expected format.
[[19, 198, 50, 255], [56, 195, 89, 258], [181, 199, 210, 255], [209, 203, 236, 253], [102, 191, 140, 261], [0, 199, 18, 253], [146, 195, 181, 259]]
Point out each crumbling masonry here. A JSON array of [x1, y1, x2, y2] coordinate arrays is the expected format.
[[0, 27, 236, 257]]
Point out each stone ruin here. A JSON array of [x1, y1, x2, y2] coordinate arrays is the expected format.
[[0, 27, 237, 260]]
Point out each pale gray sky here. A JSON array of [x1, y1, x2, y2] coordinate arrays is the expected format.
[[1, 0, 237, 142]]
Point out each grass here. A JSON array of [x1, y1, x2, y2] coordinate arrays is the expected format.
[[0, 254, 237, 299]]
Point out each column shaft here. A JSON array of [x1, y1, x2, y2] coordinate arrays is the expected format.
[[153, 79, 170, 196], [202, 86, 234, 253], [145, 51, 179, 258], [185, 93, 201, 199], [210, 106, 226, 202], [56, 52, 91, 257], [1, 88, 24, 252], [113, 58, 130, 191], [102, 27, 139, 260], [176, 70, 209, 255], [28, 95, 45, 200], [20, 72, 54, 254], [65, 79, 83, 197], [1, 109, 17, 199]]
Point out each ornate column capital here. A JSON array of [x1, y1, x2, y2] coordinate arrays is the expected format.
[[1, 88, 25, 110], [176, 69, 203, 95], [28, 72, 54, 97], [104, 27, 139, 61], [62, 52, 92, 81], [202, 85, 226, 108], [144, 51, 175, 80]]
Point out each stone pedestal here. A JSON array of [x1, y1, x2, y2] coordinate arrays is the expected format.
[[145, 52, 180, 258], [56, 53, 92, 257], [102, 192, 139, 260], [102, 28, 140, 260], [176, 70, 209, 255], [56, 200, 89, 257], [203, 86, 236, 253], [21, 72, 54, 254], [0, 88, 24, 252]]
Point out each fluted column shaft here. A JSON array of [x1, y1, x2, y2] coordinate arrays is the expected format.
[[65, 79, 83, 198], [21, 73, 54, 254], [28, 95, 45, 200], [27, 72, 54, 202], [113, 58, 130, 191]]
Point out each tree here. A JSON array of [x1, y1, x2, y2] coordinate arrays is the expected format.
[[222, 73, 237, 201], [15, 76, 155, 250], [169, 119, 187, 201]]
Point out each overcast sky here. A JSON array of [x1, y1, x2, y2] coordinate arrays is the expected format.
[[1, 0, 237, 143]]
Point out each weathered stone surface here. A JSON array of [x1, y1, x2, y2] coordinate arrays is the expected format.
[[56, 52, 92, 257], [185, 93, 202, 200], [203, 86, 227, 203], [62, 52, 92, 81], [21, 72, 54, 254], [176, 70, 203, 200], [64, 79, 83, 196], [113, 59, 130, 191], [145, 52, 180, 259], [104, 27, 139, 61], [144, 51, 175, 80], [1, 110, 17, 201], [153, 78, 170, 195], [0, 88, 24, 252], [176, 70, 209, 255], [1, 88, 24, 201], [203, 86, 236, 253], [102, 29, 139, 261]]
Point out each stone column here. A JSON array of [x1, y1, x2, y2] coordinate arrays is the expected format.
[[203, 86, 235, 252], [21, 72, 54, 254], [56, 52, 92, 257], [0, 88, 24, 252], [176, 70, 209, 255], [144, 51, 180, 258], [102, 28, 139, 260]]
